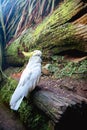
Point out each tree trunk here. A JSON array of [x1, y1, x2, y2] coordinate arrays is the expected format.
[[0, 43, 3, 81], [5, 0, 87, 66]]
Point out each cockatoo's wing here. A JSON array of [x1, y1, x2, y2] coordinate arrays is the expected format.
[[23, 65, 41, 97], [10, 70, 32, 110], [10, 64, 41, 111], [17, 68, 32, 87]]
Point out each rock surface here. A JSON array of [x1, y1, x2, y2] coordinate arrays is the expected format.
[[0, 103, 26, 130]]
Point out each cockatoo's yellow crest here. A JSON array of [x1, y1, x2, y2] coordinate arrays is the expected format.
[[22, 51, 33, 57]]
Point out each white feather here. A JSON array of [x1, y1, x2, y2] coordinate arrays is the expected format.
[[10, 50, 42, 110]]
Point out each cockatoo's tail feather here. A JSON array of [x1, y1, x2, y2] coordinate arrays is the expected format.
[[10, 96, 24, 110]]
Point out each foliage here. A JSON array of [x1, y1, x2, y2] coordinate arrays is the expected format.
[[48, 56, 87, 79]]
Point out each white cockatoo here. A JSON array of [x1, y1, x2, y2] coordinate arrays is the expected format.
[[10, 50, 42, 110]]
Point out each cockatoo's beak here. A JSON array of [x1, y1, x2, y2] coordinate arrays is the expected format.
[[22, 51, 34, 57]]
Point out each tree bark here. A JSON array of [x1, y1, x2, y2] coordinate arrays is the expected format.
[[5, 0, 87, 66], [31, 77, 87, 123]]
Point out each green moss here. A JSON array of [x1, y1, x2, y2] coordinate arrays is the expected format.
[[48, 56, 87, 79], [18, 100, 49, 130], [0, 78, 17, 103]]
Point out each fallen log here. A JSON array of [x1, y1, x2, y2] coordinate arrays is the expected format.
[[31, 77, 87, 123], [5, 0, 87, 66]]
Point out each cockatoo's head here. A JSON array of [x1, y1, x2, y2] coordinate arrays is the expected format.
[[22, 50, 42, 57], [32, 50, 42, 57]]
